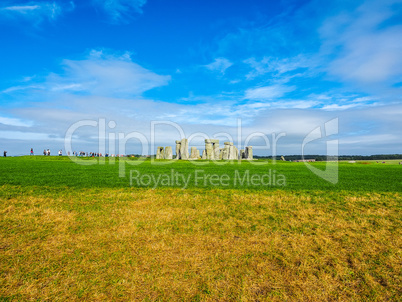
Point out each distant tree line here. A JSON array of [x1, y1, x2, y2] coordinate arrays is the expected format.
[[254, 154, 402, 161]]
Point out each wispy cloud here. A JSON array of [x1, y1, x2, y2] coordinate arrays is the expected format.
[[320, 0, 402, 85], [1, 85, 43, 94], [204, 58, 233, 75], [0, 116, 32, 127], [12, 49, 171, 98], [0, 130, 53, 141], [0, 1, 62, 24], [244, 55, 313, 80], [3, 5, 41, 12], [94, 0, 147, 23], [245, 84, 296, 100]]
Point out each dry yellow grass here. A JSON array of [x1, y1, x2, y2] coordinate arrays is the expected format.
[[0, 185, 401, 301]]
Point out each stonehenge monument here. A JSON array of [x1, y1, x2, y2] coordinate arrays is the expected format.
[[155, 138, 253, 160]]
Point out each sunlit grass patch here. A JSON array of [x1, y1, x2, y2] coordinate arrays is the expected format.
[[1, 186, 400, 300]]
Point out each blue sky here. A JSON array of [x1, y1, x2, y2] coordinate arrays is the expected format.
[[0, 0, 401, 156]]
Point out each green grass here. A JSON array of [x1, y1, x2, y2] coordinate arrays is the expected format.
[[0, 156, 401, 192], [0, 156, 401, 301]]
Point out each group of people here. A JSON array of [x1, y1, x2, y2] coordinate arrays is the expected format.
[[2, 149, 123, 157], [41, 149, 63, 156], [30, 149, 114, 157], [71, 151, 115, 157]]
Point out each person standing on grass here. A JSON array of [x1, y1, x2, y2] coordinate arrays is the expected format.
[[58, 150, 62, 156], [3, 151, 7, 157], [43, 149, 46, 156], [30, 148, 34, 155]]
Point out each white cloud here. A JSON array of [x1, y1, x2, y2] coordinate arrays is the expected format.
[[278, 100, 319, 109], [204, 58, 233, 75], [3, 5, 41, 12], [2, 91, 402, 156], [294, 92, 380, 111], [94, 0, 147, 22], [244, 55, 313, 80], [340, 134, 398, 145], [321, 97, 378, 110], [1, 85, 43, 93], [0, 116, 32, 127], [0, 130, 54, 141], [245, 84, 296, 100], [50, 83, 83, 92], [320, 0, 402, 85], [13, 50, 171, 98], [0, 2, 62, 24], [321, 103, 361, 111]]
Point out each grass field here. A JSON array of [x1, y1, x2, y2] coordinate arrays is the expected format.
[[0, 156, 401, 191], [0, 156, 401, 301]]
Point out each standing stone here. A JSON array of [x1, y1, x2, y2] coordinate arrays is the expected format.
[[233, 146, 239, 160], [224, 142, 236, 160], [165, 146, 173, 159], [175, 140, 181, 159], [245, 146, 253, 160], [221, 148, 228, 160], [248, 146, 253, 160], [205, 142, 214, 160], [156, 147, 164, 159], [204, 139, 220, 160], [229, 145, 234, 159], [202, 149, 206, 159], [229, 145, 238, 160], [224, 142, 232, 160], [190, 147, 199, 159], [240, 149, 245, 159], [180, 138, 189, 160], [213, 142, 220, 159]]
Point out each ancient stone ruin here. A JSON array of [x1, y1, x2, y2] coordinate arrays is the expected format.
[[175, 138, 189, 160], [202, 139, 219, 160], [190, 147, 200, 159], [165, 146, 173, 159], [239, 147, 253, 160], [156, 146, 164, 159], [244, 146, 253, 160], [156, 139, 253, 160]]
